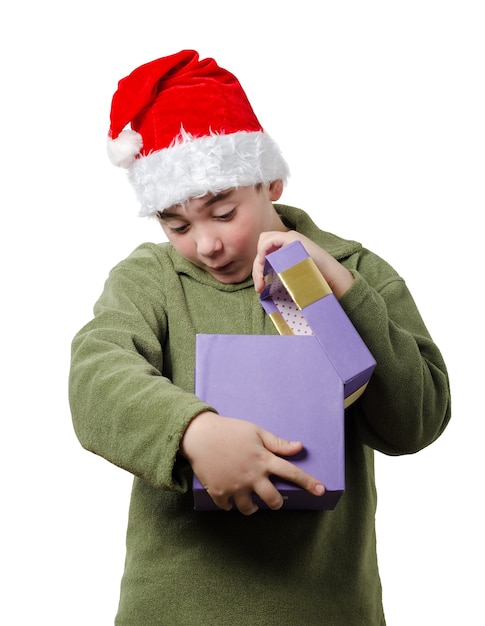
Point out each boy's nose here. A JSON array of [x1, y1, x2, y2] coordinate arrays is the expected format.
[[196, 232, 223, 257]]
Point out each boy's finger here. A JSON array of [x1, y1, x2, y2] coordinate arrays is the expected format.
[[259, 430, 303, 455], [271, 456, 325, 497]]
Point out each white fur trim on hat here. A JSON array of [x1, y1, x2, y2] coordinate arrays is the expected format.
[[126, 129, 290, 217]]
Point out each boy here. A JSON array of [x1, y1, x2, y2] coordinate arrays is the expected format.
[[69, 50, 451, 625]]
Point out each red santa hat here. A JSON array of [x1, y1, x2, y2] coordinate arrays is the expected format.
[[107, 50, 290, 216]]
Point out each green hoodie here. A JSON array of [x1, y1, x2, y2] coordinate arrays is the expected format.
[[69, 204, 451, 625]]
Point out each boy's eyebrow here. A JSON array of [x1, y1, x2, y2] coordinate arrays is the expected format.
[[157, 209, 183, 220], [158, 190, 235, 220], [204, 190, 234, 207]]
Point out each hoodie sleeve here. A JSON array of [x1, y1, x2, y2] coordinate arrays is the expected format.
[[339, 249, 451, 455], [68, 245, 213, 491]]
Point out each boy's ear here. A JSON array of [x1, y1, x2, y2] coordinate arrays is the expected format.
[[269, 179, 284, 201]]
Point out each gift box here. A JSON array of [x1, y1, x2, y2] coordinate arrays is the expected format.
[[193, 334, 345, 511], [260, 241, 376, 407], [192, 240, 376, 511]]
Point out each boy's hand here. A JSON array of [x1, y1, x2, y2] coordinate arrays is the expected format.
[[252, 230, 354, 299], [180, 411, 325, 515]]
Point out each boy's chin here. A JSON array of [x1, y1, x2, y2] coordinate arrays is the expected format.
[[209, 266, 251, 284]]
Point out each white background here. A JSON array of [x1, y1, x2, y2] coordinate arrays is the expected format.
[[1, 1, 483, 624]]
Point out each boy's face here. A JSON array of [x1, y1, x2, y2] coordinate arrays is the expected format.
[[158, 183, 284, 284]]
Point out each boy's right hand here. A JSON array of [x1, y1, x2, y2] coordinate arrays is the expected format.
[[180, 411, 325, 515]]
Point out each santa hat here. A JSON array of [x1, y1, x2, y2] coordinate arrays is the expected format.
[[107, 50, 290, 217]]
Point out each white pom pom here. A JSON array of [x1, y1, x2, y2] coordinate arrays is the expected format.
[[107, 129, 143, 168]]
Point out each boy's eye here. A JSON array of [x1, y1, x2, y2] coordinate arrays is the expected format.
[[170, 223, 190, 234], [215, 209, 235, 220]]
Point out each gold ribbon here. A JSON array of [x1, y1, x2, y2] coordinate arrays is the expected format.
[[344, 382, 369, 408], [278, 257, 332, 310], [268, 311, 294, 335]]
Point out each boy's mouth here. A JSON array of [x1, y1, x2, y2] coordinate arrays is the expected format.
[[208, 261, 233, 273]]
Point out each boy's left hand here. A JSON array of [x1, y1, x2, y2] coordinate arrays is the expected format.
[[252, 231, 354, 299]]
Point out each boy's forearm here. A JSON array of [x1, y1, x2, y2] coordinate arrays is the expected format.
[[341, 271, 451, 454]]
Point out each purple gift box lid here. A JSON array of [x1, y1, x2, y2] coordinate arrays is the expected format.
[[260, 240, 376, 398]]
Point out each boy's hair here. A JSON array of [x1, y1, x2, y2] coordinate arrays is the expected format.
[[107, 51, 289, 217], [155, 183, 265, 223]]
